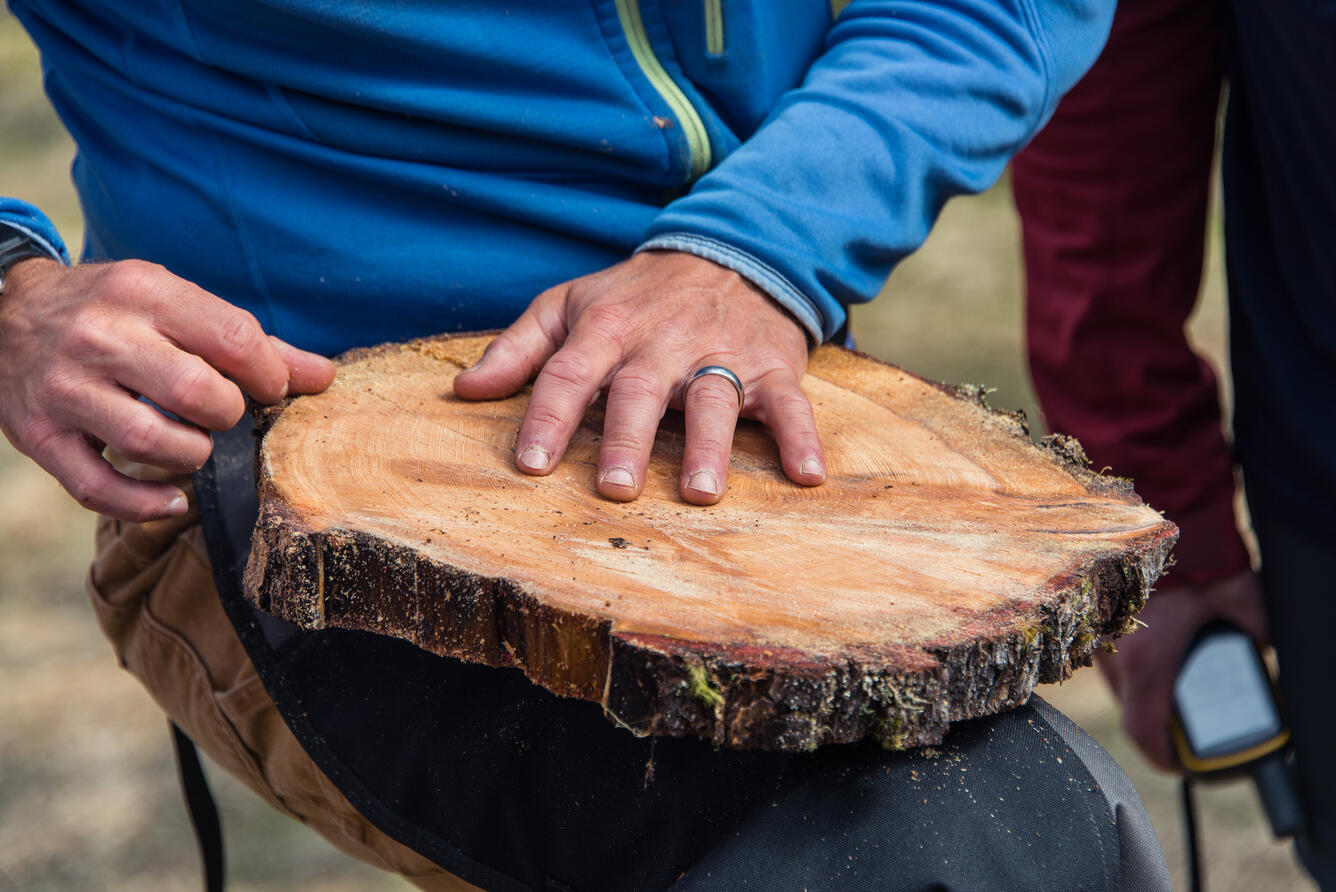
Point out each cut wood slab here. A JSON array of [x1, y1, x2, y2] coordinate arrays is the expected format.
[[245, 334, 1176, 751]]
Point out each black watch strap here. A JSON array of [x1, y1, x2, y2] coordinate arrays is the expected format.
[[0, 223, 61, 293]]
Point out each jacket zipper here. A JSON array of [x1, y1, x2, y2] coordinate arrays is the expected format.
[[704, 0, 724, 55], [613, 0, 713, 180]]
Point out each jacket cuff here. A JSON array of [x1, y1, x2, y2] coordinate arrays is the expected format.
[[0, 198, 71, 266], [636, 233, 826, 346]]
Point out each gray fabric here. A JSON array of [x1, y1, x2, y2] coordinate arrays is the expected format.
[[1032, 697, 1173, 891]]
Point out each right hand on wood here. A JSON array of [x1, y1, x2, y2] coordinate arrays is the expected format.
[[1097, 569, 1269, 771], [0, 258, 335, 522]]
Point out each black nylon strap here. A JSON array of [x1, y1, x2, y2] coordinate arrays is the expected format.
[[171, 721, 225, 892], [1182, 777, 1203, 892]]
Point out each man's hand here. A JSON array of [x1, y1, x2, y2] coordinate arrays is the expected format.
[[1097, 569, 1268, 770], [0, 258, 335, 522], [454, 250, 826, 505]]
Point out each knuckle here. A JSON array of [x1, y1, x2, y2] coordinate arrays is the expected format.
[[532, 284, 569, 311], [611, 366, 665, 404], [768, 388, 814, 422], [249, 369, 288, 403], [66, 469, 104, 510], [218, 310, 264, 360], [64, 306, 116, 355], [216, 385, 247, 427], [523, 405, 571, 435], [124, 501, 168, 525], [689, 432, 732, 457], [599, 431, 649, 458], [38, 367, 84, 405], [600, 445, 644, 464], [579, 303, 631, 341], [185, 434, 214, 469], [116, 409, 163, 461], [18, 416, 61, 458], [166, 360, 219, 418], [104, 259, 163, 299], [539, 352, 598, 395], [756, 365, 800, 390]]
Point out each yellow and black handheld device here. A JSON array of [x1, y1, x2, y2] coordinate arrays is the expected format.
[[1171, 620, 1302, 838]]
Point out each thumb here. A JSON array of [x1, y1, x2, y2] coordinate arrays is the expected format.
[[454, 286, 568, 400], [270, 336, 336, 395]]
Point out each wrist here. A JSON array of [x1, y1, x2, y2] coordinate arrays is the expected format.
[[0, 221, 66, 296], [635, 234, 829, 346], [0, 255, 62, 299]]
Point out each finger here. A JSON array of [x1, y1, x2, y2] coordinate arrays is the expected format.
[[152, 284, 291, 403], [513, 339, 618, 476], [115, 341, 247, 431], [597, 363, 674, 501], [270, 336, 336, 395], [71, 386, 214, 474], [454, 288, 569, 401], [39, 429, 189, 521], [752, 371, 825, 486], [679, 371, 742, 505]]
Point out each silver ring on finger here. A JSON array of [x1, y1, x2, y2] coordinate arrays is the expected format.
[[682, 365, 745, 411]]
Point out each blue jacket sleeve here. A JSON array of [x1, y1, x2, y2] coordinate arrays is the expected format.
[[0, 197, 71, 265], [639, 0, 1115, 343]]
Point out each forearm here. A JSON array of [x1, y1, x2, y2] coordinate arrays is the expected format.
[[644, 0, 1116, 342]]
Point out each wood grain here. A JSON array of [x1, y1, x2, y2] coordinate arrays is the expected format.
[[245, 334, 1176, 751]]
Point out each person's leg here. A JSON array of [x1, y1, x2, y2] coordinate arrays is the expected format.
[[672, 696, 1169, 891], [1220, 1, 1336, 885], [84, 457, 478, 890], [89, 441, 1169, 891], [88, 494, 1170, 891], [1247, 503, 1336, 887], [90, 507, 1166, 892]]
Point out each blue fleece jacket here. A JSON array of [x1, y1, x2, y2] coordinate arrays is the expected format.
[[3, 0, 1112, 355]]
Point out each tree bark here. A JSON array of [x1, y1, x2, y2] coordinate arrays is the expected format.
[[245, 334, 1176, 751]]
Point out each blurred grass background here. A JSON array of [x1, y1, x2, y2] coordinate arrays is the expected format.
[[0, 10, 1312, 890]]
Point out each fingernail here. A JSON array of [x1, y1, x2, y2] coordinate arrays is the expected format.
[[166, 494, 188, 516], [801, 457, 825, 479], [517, 445, 551, 472], [600, 466, 636, 489], [466, 352, 489, 372], [686, 469, 719, 497]]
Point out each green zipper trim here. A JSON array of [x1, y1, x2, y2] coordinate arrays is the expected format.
[[614, 0, 712, 180], [704, 0, 724, 56]]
